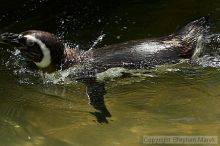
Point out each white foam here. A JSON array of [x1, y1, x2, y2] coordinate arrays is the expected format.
[[192, 35, 204, 59]]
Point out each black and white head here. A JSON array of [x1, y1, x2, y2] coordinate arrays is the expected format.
[[18, 30, 64, 69], [17, 30, 65, 71]]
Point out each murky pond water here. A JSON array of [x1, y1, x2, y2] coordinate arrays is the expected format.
[[1, 0, 220, 146]]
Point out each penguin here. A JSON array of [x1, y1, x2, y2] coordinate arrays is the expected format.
[[0, 17, 209, 123]]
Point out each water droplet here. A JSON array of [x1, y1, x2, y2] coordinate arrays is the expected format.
[[116, 36, 121, 39]]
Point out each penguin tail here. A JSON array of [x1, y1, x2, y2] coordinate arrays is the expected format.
[[177, 17, 209, 58]]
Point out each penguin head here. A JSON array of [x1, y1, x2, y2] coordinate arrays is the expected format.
[[17, 30, 65, 71]]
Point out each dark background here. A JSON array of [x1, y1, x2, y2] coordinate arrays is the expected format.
[[1, 0, 220, 50]]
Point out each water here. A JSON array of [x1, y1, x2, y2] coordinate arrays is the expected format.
[[1, 0, 220, 146]]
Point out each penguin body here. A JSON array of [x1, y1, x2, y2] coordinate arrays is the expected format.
[[0, 17, 209, 123]]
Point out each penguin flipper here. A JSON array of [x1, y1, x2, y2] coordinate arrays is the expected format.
[[81, 78, 111, 123]]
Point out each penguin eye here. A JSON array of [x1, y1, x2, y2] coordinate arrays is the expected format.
[[26, 40, 35, 46]]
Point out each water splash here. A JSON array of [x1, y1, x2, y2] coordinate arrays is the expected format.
[[195, 55, 220, 68], [2, 48, 71, 85], [193, 34, 220, 68], [89, 33, 105, 50], [42, 68, 76, 85]]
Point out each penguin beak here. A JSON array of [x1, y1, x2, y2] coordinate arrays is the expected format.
[[0, 32, 22, 47]]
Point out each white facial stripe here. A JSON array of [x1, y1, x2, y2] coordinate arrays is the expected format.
[[24, 35, 51, 68]]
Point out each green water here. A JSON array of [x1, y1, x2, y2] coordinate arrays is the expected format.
[[1, 0, 220, 146]]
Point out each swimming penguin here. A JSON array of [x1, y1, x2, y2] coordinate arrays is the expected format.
[[0, 17, 209, 123]]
